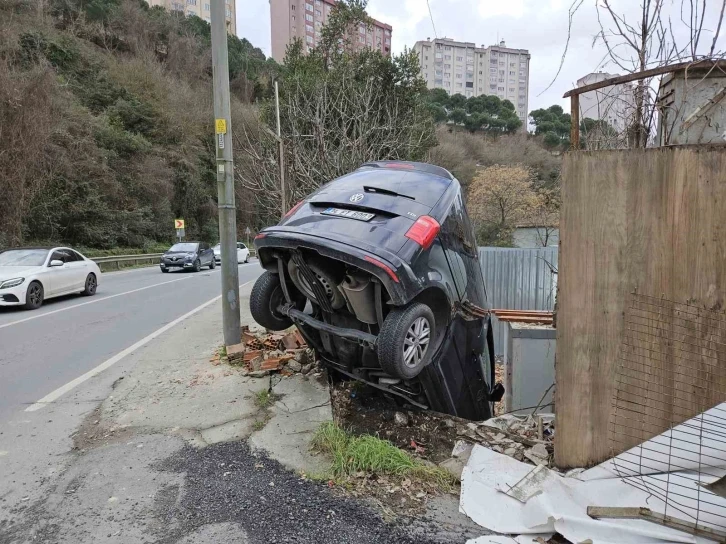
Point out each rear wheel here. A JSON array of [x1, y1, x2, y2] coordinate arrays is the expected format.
[[82, 274, 97, 296], [24, 281, 44, 310], [378, 302, 435, 380], [250, 271, 293, 331], [209, 259, 216, 270], [244, 255, 249, 263]]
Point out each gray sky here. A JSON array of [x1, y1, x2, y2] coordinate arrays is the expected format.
[[237, 0, 725, 113]]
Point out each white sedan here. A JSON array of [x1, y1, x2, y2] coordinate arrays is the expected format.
[[213, 242, 250, 264], [0, 247, 101, 310]]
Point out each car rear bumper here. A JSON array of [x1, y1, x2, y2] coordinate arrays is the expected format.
[[255, 228, 418, 305], [0, 283, 27, 306]]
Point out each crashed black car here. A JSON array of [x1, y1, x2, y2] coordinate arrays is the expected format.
[[250, 161, 501, 420]]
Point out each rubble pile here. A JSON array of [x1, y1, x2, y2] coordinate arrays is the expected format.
[[455, 413, 555, 468], [224, 327, 319, 378]]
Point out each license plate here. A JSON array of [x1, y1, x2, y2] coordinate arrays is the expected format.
[[322, 208, 375, 221]]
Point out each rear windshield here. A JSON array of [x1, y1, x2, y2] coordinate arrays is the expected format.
[[0, 249, 49, 266], [169, 243, 198, 252]]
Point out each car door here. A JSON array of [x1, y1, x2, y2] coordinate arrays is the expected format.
[[238, 243, 249, 262], [46, 250, 77, 295], [199, 243, 211, 265], [64, 249, 90, 290]]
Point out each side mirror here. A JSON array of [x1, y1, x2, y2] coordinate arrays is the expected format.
[[50, 260, 64, 267]]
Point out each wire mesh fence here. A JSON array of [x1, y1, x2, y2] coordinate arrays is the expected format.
[[609, 292, 726, 535]]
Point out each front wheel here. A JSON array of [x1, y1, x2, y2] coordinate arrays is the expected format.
[[249, 271, 294, 331], [192, 259, 201, 272], [244, 255, 249, 263], [82, 274, 97, 296], [209, 259, 216, 270], [378, 302, 436, 380], [24, 281, 44, 310]]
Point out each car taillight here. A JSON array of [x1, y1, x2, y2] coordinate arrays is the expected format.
[[364, 256, 399, 283], [254, 233, 266, 240], [405, 215, 440, 249], [284, 200, 305, 218]]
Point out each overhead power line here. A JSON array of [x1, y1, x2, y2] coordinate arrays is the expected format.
[[426, 0, 438, 39]]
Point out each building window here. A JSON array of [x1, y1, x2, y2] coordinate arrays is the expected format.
[[491, 52, 497, 57], [385, 29, 391, 35], [425, 55, 429, 60], [509, 87, 515, 92], [291, 4, 295, 10], [490, 84, 497, 90], [204, 2, 209, 9], [456, 73, 462, 78], [305, 13, 313, 21], [444, 63, 451, 69], [490, 67, 497, 73], [510, 62, 516, 66], [456, 82, 462, 87], [186, 0, 195, 5], [315, 9, 321, 16], [499, 61, 505, 66], [305, 3, 313, 11], [225, 8, 230, 16], [466, 81, 473, 88], [306, 24, 314, 32], [435, 52, 442, 59], [456, 56, 463, 61], [359, 36, 364, 43], [444, 81, 450, 87], [444, 55, 451, 60], [509, 71, 515, 75], [291, 15, 295, 21], [444, 72, 451, 77], [306, 35, 313, 43], [385, 37, 390, 44], [435, 79, 443, 85], [435, 70, 442, 76], [498, 78, 504, 82], [479, 70, 482, 75], [315, 21, 321, 28], [490, 58, 497, 64], [519, 85, 526, 91], [315, 0, 321, 4], [444, 46, 451, 51]]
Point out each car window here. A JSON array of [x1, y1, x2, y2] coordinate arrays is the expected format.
[[239, 243, 247, 250], [50, 250, 70, 264], [201, 243, 209, 251], [62, 249, 79, 262], [70, 250, 84, 261], [169, 243, 198, 252]]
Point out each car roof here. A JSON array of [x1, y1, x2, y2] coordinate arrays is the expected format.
[[358, 161, 455, 181], [0, 246, 54, 251]]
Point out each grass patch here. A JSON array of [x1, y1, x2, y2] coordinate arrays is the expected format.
[[312, 422, 456, 491], [218, 345, 227, 358], [254, 389, 273, 408]]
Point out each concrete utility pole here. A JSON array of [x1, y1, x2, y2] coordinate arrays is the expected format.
[[211, 0, 240, 346]]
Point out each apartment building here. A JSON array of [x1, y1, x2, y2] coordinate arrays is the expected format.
[[147, 0, 236, 35], [577, 72, 635, 132], [413, 37, 530, 126], [270, 0, 392, 63]]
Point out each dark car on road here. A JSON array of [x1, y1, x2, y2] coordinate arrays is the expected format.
[[160, 242, 215, 273], [250, 161, 502, 421]]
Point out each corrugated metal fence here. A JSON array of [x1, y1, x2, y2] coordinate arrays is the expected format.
[[479, 247, 558, 355]]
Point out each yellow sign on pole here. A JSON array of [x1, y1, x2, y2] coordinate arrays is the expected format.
[[174, 219, 185, 229], [215, 119, 227, 134]]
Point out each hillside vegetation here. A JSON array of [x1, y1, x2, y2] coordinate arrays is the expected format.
[[0, 0, 275, 249]]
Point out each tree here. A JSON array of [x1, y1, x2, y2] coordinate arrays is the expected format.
[[427, 88, 449, 107], [427, 102, 448, 123], [448, 93, 467, 109], [467, 165, 541, 246], [235, 0, 436, 226], [449, 107, 467, 125], [529, 105, 571, 148]]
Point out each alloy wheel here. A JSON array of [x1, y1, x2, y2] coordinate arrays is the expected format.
[[403, 317, 431, 368]]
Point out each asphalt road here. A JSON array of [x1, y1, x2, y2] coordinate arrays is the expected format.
[[0, 262, 263, 422]]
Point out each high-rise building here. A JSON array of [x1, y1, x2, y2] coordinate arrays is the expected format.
[[147, 0, 237, 35], [270, 0, 392, 63], [413, 37, 530, 127], [576, 72, 635, 132]]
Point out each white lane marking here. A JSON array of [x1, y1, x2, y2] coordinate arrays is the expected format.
[[25, 280, 254, 411], [0, 276, 197, 331]]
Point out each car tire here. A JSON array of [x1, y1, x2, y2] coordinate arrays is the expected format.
[[250, 271, 294, 331], [244, 255, 249, 263], [209, 259, 216, 270], [378, 302, 436, 380], [82, 274, 97, 296], [161, 268, 169, 273], [24, 281, 44, 311], [193, 259, 201, 272]]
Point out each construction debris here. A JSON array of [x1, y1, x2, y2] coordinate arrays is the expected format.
[[222, 327, 317, 378]]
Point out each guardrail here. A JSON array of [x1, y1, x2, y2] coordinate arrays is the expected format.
[[92, 249, 258, 271], [92, 253, 164, 271]]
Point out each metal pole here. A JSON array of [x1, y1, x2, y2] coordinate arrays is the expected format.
[[211, 0, 240, 346], [274, 81, 287, 216]]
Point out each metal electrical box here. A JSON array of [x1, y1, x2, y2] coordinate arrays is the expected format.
[[503, 322, 556, 415]]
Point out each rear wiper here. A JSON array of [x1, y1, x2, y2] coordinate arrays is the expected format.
[[363, 186, 415, 201]]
